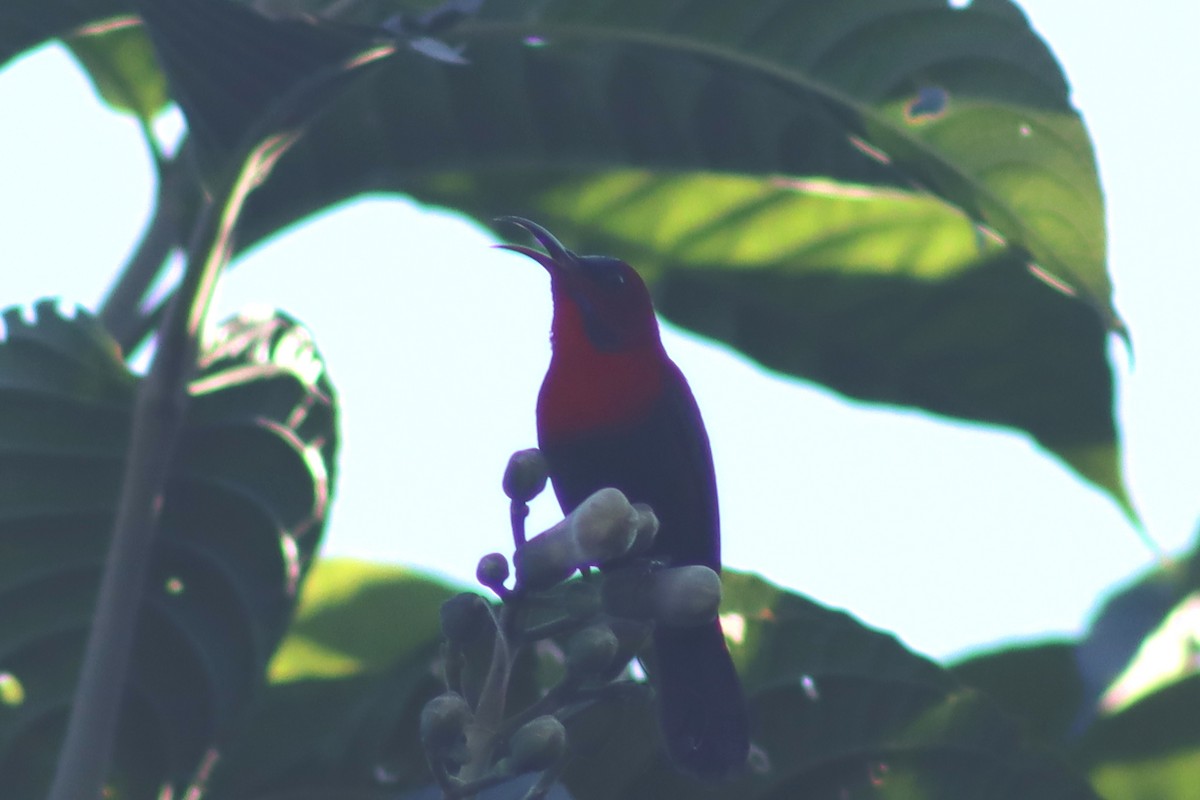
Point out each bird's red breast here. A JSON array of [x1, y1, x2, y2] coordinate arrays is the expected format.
[[537, 297, 668, 439]]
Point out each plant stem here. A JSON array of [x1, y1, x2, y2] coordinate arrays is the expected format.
[[98, 149, 194, 352], [49, 36, 393, 797], [447, 770, 519, 800], [459, 604, 514, 791], [46, 130, 280, 800], [511, 499, 528, 546], [520, 760, 567, 800]]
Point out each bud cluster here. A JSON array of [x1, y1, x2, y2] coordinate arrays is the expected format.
[[418, 449, 725, 799]]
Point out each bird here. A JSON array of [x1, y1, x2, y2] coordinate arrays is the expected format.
[[498, 217, 750, 780]]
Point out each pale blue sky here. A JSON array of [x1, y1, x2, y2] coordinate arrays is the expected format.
[[2, 2, 1197, 661]]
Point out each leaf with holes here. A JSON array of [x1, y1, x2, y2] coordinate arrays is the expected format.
[[121, 0, 1130, 512], [0, 303, 338, 799]]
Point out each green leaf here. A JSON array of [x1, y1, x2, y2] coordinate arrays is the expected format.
[[952, 641, 1085, 747], [1071, 537, 1200, 732], [0, 0, 131, 70], [208, 559, 461, 797], [0, 304, 338, 799], [65, 19, 167, 121], [946, 547, 1200, 745], [946, 539, 1200, 800], [135, 0, 370, 173], [260, 0, 1116, 320], [134, 0, 1127, 508], [1082, 677, 1200, 800], [560, 571, 1100, 799], [269, 559, 456, 682], [651, 246, 1118, 480]]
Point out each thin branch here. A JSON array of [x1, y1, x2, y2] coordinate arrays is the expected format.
[[510, 499, 528, 547], [45, 121, 301, 800], [48, 39, 395, 799], [459, 603, 514, 788], [492, 682, 573, 744], [511, 613, 584, 645], [446, 769, 520, 800], [46, 192, 223, 800], [428, 751, 462, 799], [98, 147, 193, 351], [519, 760, 567, 800]]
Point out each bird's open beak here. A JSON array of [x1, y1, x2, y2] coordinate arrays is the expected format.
[[494, 216, 577, 275]]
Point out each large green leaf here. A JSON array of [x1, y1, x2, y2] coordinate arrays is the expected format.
[[243, 0, 1116, 318], [558, 571, 1099, 799], [128, 0, 1128, 510], [210, 558, 560, 799], [952, 641, 1084, 747], [1082, 677, 1200, 800], [954, 531, 1200, 748], [135, 0, 369, 171], [949, 536, 1200, 800], [206, 559, 459, 798], [0, 303, 338, 799], [197, 565, 1103, 799], [1071, 544, 1200, 729]]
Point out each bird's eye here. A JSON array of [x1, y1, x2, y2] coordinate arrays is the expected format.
[[581, 256, 627, 287]]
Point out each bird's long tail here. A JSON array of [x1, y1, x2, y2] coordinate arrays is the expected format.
[[651, 619, 750, 779]]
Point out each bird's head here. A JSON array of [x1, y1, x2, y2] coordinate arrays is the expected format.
[[497, 217, 662, 354]]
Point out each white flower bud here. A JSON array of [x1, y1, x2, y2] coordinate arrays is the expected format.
[[566, 624, 620, 677], [567, 488, 639, 564], [419, 692, 472, 755], [440, 593, 490, 643], [513, 517, 577, 590], [476, 552, 510, 591], [514, 488, 639, 590], [652, 566, 722, 628], [503, 449, 549, 503], [628, 503, 659, 554], [508, 715, 568, 773], [602, 564, 722, 628]]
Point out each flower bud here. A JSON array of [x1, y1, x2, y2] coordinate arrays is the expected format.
[[565, 624, 619, 677], [514, 489, 639, 590], [508, 715, 567, 773], [503, 449, 549, 503], [476, 552, 510, 592], [603, 564, 722, 628], [419, 692, 472, 756], [440, 593, 491, 644], [652, 565, 722, 628], [513, 517, 577, 590], [570, 488, 639, 564], [628, 503, 659, 554]]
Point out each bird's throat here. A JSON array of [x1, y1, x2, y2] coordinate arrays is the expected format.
[[538, 341, 666, 439]]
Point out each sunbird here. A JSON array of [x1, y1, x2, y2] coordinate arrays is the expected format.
[[500, 218, 749, 779]]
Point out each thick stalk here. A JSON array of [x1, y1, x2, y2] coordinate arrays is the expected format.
[[46, 135, 275, 800], [459, 605, 514, 792], [48, 33, 393, 797]]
